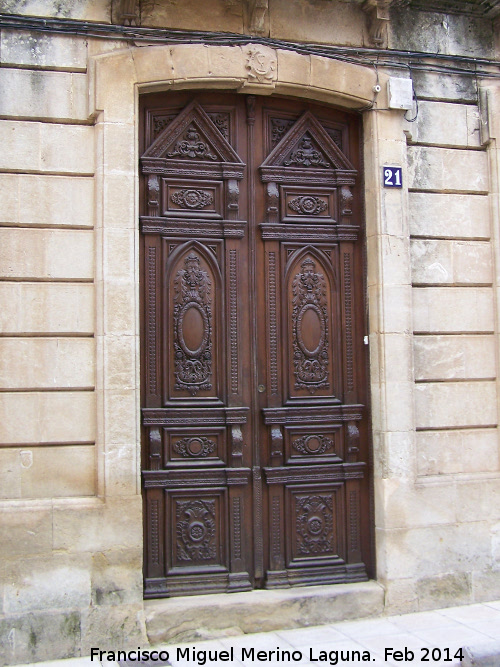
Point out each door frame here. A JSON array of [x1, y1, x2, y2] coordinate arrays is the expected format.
[[90, 42, 417, 598], [138, 92, 373, 593]]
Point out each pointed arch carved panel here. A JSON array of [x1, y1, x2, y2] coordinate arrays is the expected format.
[[284, 248, 339, 401], [165, 242, 222, 402]]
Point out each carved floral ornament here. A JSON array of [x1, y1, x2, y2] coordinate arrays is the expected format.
[[171, 189, 214, 209], [271, 118, 295, 148], [173, 436, 216, 457], [284, 135, 330, 169], [292, 434, 334, 455], [296, 494, 334, 556], [289, 196, 328, 216], [176, 499, 217, 562], [167, 125, 218, 161]]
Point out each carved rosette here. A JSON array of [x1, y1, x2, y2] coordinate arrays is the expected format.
[[296, 495, 334, 556], [288, 196, 327, 216], [173, 436, 216, 458], [292, 434, 333, 456], [171, 189, 213, 209], [167, 125, 218, 161], [292, 258, 330, 392], [284, 134, 330, 168], [176, 499, 216, 561], [173, 252, 213, 394]]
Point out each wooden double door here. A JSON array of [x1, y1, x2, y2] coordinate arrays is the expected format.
[[140, 91, 372, 597]]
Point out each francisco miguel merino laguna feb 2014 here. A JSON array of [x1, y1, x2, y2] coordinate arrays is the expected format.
[[90, 646, 375, 665]]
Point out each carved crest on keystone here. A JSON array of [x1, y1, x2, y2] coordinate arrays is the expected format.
[[245, 45, 277, 84]]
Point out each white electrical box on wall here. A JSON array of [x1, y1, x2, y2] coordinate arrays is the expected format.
[[388, 77, 414, 110]]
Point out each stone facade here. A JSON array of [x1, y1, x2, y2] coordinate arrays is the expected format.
[[0, 0, 499, 663]]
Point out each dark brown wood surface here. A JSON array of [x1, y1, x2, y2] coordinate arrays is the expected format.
[[139, 92, 373, 597]]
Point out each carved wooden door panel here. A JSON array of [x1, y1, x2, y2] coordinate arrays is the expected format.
[[140, 92, 372, 597]]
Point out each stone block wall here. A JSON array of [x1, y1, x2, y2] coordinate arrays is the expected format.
[[0, 30, 145, 666], [404, 72, 500, 607], [0, 30, 96, 499]]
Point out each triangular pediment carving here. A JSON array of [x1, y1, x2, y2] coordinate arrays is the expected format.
[[141, 100, 245, 180], [260, 111, 356, 185]]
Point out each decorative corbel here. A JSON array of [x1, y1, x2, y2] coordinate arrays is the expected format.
[[346, 422, 360, 463], [149, 427, 162, 470], [147, 175, 160, 216], [231, 424, 244, 466], [362, 0, 392, 48], [266, 182, 279, 224], [270, 425, 283, 463], [479, 87, 494, 146], [340, 185, 353, 224], [227, 179, 240, 219], [112, 0, 140, 25], [248, 0, 269, 35]]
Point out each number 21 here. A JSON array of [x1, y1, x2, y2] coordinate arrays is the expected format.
[[384, 167, 401, 187]]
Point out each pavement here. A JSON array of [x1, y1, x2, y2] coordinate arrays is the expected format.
[[11, 600, 500, 667]]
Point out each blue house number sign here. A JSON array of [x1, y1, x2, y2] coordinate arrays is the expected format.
[[383, 166, 402, 188]]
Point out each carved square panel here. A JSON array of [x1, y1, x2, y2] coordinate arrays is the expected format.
[[280, 186, 336, 224], [168, 489, 227, 571], [162, 179, 223, 219], [286, 484, 345, 568], [285, 424, 343, 464], [165, 427, 226, 466]]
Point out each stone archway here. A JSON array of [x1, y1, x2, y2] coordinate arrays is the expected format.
[[90, 42, 416, 603]]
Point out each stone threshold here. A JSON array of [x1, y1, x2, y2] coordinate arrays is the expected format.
[[145, 581, 385, 645]]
